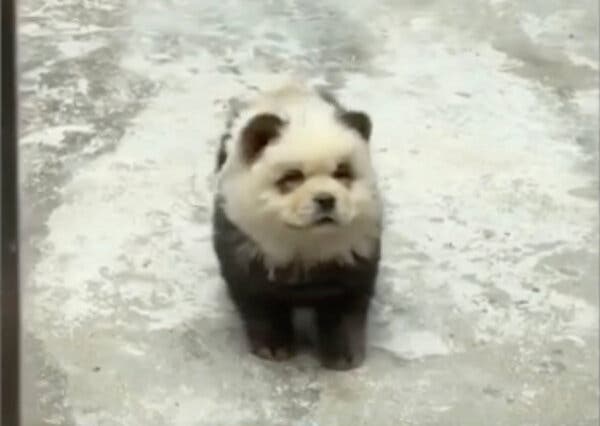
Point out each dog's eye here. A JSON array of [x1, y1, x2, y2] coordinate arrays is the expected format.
[[276, 169, 304, 192], [333, 163, 353, 180], [279, 169, 304, 182]]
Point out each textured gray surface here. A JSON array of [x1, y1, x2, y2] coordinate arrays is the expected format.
[[19, 0, 598, 425]]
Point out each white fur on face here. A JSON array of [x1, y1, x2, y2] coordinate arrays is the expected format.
[[217, 85, 382, 271]]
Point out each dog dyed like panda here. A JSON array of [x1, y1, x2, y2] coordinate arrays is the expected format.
[[212, 83, 381, 370]]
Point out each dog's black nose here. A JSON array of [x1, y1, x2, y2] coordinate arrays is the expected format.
[[314, 193, 336, 211]]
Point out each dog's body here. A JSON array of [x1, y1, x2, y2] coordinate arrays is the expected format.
[[212, 83, 381, 369]]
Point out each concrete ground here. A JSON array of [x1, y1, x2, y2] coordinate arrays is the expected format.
[[19, 0, 598, 425]]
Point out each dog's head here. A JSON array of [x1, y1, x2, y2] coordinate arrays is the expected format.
[[218, 86, 381, 266]]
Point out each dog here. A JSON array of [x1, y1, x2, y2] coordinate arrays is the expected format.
[[212, 82, 382, 370]]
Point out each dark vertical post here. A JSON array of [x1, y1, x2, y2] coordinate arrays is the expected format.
[[1, 0, 22, 424]]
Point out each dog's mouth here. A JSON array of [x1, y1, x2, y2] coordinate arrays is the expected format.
[[314, 217, 337, 226], [285, 216, 338, 229]]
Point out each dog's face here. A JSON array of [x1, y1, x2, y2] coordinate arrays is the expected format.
[[218, 89, 381, 267], [247, 112, 376, 231]]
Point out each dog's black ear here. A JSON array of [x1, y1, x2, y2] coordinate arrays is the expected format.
[[340, 111, 372, 142], [240, 113, 285, 163]]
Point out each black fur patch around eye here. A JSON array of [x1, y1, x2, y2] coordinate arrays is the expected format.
[[339, 111, 372, 142], [241, 113, 285, 163], [276, 169, 305, 193], [333, 162, 354, 181]]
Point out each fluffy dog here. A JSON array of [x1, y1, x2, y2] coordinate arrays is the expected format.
[[212, 83, 382, 370]]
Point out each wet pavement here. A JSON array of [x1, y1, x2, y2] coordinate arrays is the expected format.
[[19, 0, 599, 425]]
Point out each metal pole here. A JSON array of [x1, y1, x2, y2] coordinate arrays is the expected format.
[[1, 0, 22, 423]]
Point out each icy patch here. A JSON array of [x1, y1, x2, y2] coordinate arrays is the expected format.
[[57, 40, 106, 59], [373, 330, 451, 360], [30, 59, 245, 332], [21, 125, 94, 148]]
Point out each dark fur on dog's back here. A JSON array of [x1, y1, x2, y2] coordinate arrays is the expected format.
[[212, 200, 380, 369]]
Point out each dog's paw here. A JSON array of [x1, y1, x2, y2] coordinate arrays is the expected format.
[[247, 325, 295, 362], [318, 318, 366, 371], [252, 345, 294, 361], [320, 345, 365, 370]]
